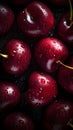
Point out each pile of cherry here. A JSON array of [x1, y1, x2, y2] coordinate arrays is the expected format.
[[0, 0, 73, 130]]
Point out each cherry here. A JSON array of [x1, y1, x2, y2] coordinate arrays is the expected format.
[[17, 1, 54, 37], [43, 100, 73, 130], [24, 71, 58, 107], [58, 57, 73, 94], [57, 0, 73, 45], [1, 39, 31, 75], [0, 4, 14, 35], [57, 13, 73, 45], [0, 82, 20, 114], [3, 112, 34, 130], [12, 0, 33, 5], [34, 37, 68, 73]]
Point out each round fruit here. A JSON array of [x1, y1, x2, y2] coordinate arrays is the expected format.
[[43, 100, 73, 130], [58, 57, 73, 94], [0, 4, 14, 34], [17, 1, 54, 37], [4, 112, 34, 130], [57, 13, 73, 45], [35, 37, 68, 73], [0, 82, 20, 114], [2, 39, 31, 75], [24, 71, 58, 106]]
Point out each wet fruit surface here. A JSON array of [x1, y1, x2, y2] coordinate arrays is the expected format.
[[24, 71, 58, 106], [17, 1, 54, 37], [0, 0, 73, 130], [2, 39, 31, 75], [35, 37, 68, 72], [0, 82, 20, 114]]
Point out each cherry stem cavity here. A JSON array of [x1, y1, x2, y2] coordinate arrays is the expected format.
[[69, 0, 73, 21], [0, 53, 8, 58], [56, 60, 73, 70]]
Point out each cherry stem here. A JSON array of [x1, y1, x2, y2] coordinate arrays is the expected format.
[[69, 0, 73, 21], [67, 120, 73, 128], [56, 60, 73, 70], [0, 53, 8, 58]]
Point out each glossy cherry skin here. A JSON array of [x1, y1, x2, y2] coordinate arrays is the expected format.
[[24, 71, 58, 107], [43, 100, 73, 130], [0, 82, 20, 114], [57, 13, 73, 45], [50, 0, 72, 6], [58, 57, 73, 94], [2, 39, 31, 75], [0, 4, 14, 35], [35, 37, 68, 73], [12, 0, 33, 5], [4, 112, 34, 130], [17, 1, 54, 37]]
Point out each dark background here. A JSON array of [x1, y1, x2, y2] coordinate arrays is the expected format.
[[0, 0, 73, 130]]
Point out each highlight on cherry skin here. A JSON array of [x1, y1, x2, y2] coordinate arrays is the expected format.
[[0, 4, 14, 35], [17, 1, 54, 37], [3, 112, 34, 130], [0, 39, 31, 75], [34, 37, 69, 73], [0, 1, 73, 130], [43, 100, 73, 130], [0, 82, 20, 114], [24, 71, 58, 107], [57, 0, 73, 45]]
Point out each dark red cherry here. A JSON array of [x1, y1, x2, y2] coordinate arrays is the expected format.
[[4, 112, 34, 130], [0, 4, 14, 35], [58, 57, 73, 94], [17, 1, 54, 37], [43, 100, 73, 130], [2, 39, 31, 75], [57, 12, 73, 45], [12, 0, 33, 5], [24, 71, 58, 107], [35, 37, 68, 73], [0, 82, 20, 114]]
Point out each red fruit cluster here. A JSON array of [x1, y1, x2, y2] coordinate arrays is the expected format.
[[0, 0, 73, 130]]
